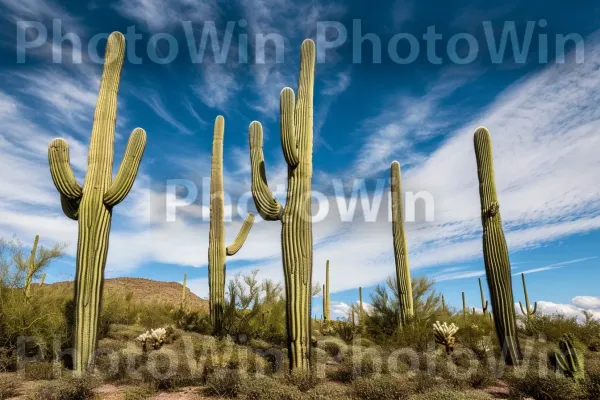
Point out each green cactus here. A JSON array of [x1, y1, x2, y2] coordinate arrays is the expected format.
[[462, 292, 468, 317], [47, 32, 146, 374], [181, 273, 188, 311], [39, 272, 46, 287], [359, 286, 363, 322], [518, 273, 537, 319], [441, 295, 446, 312], [390, 161, 414, 327], [249, 40, 315, 371], [551, 334, 584, 380], [474, 127, 522, 366], [478, 278, 489, 316], [209, 116, 254, 333], [323, 260, 330, 320], [23, 235, 40, 302]]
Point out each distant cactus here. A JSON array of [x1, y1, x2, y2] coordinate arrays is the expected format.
[[462, 292, 468, 317], [518, 273, 537, 319], [478, 278, 489, 316], [39, 273, 46, 287], [323, 260, 330, 320], [551, 334, 584, 380], [433, 321, 459, 354], [209, 116, 255, 333], [390, 161, 414, 327], [359, 287, 364, 325], [249, 40, 316, 371], [181, 273, 188, 311], [441, 295, 446, 312], [474, 127, 522, 366]]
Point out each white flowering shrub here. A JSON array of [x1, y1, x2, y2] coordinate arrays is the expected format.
[[136, 327, 168, 352]]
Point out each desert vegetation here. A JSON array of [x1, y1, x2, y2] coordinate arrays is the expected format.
[[0, 30, 598, 400]]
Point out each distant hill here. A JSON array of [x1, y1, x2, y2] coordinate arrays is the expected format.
[[45, 277, 208, 312]]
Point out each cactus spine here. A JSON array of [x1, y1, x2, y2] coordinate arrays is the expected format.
[[23, 235, 40, 301], [390, 161, 414, 327], [323, 260, 330, 320], [249, 40, 315, 371], [47, 32, 146, 373], [478, 278, 489, 316], [181, 273, 187, 310], [518, 273, 537, 319], [209, 116, 254, 333], [474, 127, 522, 366]]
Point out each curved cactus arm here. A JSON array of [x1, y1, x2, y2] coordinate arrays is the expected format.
[[280, 88, 299, 168], [249, 121, 283, 221], [104, 128, 147, 207], [531, 301, 538, 315], [48, 138, 83, 200], [226, 214, 255, 256], [519, 301, 527, 316], [60, 194, 81, 220]]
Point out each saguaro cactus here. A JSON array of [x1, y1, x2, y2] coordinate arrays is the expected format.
[[249, 40, 315, 371], [478, 278, 489, 316], [181, 273, 188, 310], [209, 116, 254, 333], [48, 32, 146, 373], [323, 260, 330, 320], [23, 235, 40, 301], [474, 127, 522, 366], [390, 161, 414, 327], [462, 292, 468, 317], [518, 273, 537, 319], [441, 295, 446, 312], [551, 334, 584, 380]]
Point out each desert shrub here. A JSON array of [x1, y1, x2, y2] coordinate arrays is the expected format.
[[0, 375, 18, 399], [507, 369, 587, 400], [408, 388, 492, 400], [319, 338, 345, 358], [204, 368, 243, 397], [352, 375, 414, 400], [282, 371, 323, 392], [122, 386, 155, 400], [21, 361, 56, 380], [523, 313, 581, 343], [303, 382, 349, 399], [583, 356, 600, 399], [106, 324, 147, 342], [141, 347, 199, 390], [28, 375, 97, 400], [237, 375, 303, 400], [96, 342, 147, 383], [173, 308, 212, 334], [0, 349, 16, 372]]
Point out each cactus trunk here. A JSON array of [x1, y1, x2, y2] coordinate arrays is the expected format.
[[209, 116, 254, 334], [249, 40, 315, 370], [462, 292, 468, 317], [181, 273, 187, 310], [323, 260, 330, 320], [474, 127, 522, 366], [47, 32, 146, 374], [390, 161, 414, 327]]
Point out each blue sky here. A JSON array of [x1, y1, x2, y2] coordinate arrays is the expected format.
[[1, 0, 599, 321]]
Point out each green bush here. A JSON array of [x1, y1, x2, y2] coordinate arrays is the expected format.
[[507, 369, 587, 400], [204, 368, 243, 397], [352, 375, 414, 400], [409, 388, 492, 400], [122, 385, 155, 400], [237, 375, 303, 400], [28, 375, 97, 400]]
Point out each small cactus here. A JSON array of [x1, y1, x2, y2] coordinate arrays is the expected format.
[[181, 273, 188, 311], [323, 261, 330, 320], [518, 273, 537, 319], [551, 334, 584, 380], [478, 278, 489, 316], [441, 295, 446, 312], [433, 321, 459, 354], [462, 292, 468, 317]]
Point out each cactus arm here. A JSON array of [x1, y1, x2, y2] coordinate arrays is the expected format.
[[249, 121, 283, 221], [103, 128, 147, 207], [60, 194, 80, 220], [48, 138, 83, 200], [531, 302, 537, 315], [226, 214, 255, 256], [518, 301, 526, 316], [280, 88, 299, 168], [24, 235, 39, 300]]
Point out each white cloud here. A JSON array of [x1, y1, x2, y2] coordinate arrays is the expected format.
[[534, 300, 600, 322], [572, 296, 600, 310], [114, 0, 219, 31]]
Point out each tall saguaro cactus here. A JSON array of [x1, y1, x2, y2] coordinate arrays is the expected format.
[[209, 116, 254, 333], [478, 278, 489, 316], [518, 273, 537, 319], [181, 273, 188, 311], [323, 260, 330, 320], [249, 39, 316, 371], [462, 292, 468, 317], [474, 127, 522, 366], [390, 161, 414, 326], [47, 32, 146, 373]]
